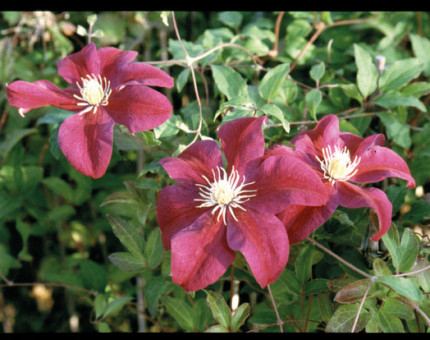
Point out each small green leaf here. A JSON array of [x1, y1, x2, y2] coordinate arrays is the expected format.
[[258, 63, 290, 101], [79, 259, 107, 293], [310, 62, 325, 83], [397, 227, 419, 273], [376, 112, 412, 149], [375, 276, 423, 302], [379, 58, 423, 92], [410, 33, 430, 76], [305, 89, 322, 120], [259, 103, 290, 133], [103, 296, 133, 318], [161, 296, 196, 332], [218, 11, 242, 29], [354, 44, 378, 99], [204, 290, 231, 329], [231, 303, 250, 332], [144, 228, 163, 268], [176, 68, 190, 92], [295, 243, 314, 284], [211, 64, 248, 100]]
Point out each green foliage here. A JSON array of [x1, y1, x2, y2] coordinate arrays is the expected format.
[[0, 10, 429, 334]]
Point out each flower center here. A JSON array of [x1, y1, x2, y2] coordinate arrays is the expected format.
[[316, 145, 361, 184], [194, 166, 257, 224], [74, 74, 112, 115]]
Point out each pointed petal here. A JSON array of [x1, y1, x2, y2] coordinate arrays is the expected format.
[[159, 140, 223, 187], [113, 62, 174, 89], [6, 80, 78, 115], [57, 43, 100, 85], [337, 182, 393, 241], [218, 116, 267, 179], [170, 211, 234, 291], [58, 109, 115, 178], [227, 208, 289, 288], [106, 84, 172, 133], [350, 135, 416, 188], [247, 154, 328, 215], [292, 114, 340, 155]]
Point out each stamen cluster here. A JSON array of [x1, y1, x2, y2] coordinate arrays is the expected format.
[[316, 145, 361, 184], [74, 74, 112, 115], [194, 166, 257, 224]]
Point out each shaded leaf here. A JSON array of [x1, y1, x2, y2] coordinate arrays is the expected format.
[[204, 290, 231, 329], [161, 296, 196, 332], [326, 303, 371, 333]]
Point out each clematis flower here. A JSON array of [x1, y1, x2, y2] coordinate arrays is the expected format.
[[267, 114, 416, 244], [156, 116, 329, 291], [6, 42, 173, 178]]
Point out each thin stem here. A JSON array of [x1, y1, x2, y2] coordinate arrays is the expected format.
[[306, 237, 372, 279], [351, 279, 373, 333], [392, 264, 430, 277], [267, 284, 283, 333]]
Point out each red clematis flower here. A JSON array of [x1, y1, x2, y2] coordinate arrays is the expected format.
[[6, 42, 173, 178], [157, 116, 329, 291], [267, 114, 416, 244]]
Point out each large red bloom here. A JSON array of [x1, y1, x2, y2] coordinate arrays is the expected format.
[[267, 114, 416, 244], [6, 43, 173, 178], [157, 116, 329, 291]]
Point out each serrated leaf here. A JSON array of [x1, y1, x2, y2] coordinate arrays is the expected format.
[[161, 296, 196, 332], [354, 44, 378, 98], [258, 63, 290, 101], [204, 290, 231, 328]]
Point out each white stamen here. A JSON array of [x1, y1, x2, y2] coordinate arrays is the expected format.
[[315, 145, 361, 185], [194, 166, 257, 224], [73, 74, 112, 115]]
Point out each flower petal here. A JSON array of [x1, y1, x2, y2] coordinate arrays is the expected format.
[[337, 181, 393, 241], [57, 43, 100, 85], [227, 207, 289, 288], [6, 80, 79, 115], [247, 154, 328, 215], [157, 185, 204, 250], [58, 109, 115, 178], [106, 84, 172, 133], [170, 211, 234, 291], [159, 140, 223, 187], [350, 135, 416, 188], [113, 62, 174, 89], [292, 114, 340, 156], [278, 182, 338, 244], [218, 116, 267, 179]]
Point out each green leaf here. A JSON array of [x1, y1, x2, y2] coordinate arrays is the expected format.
[[230, 303, 250, 332], [161, 296, 196, 332], [310, 62, 325, 83], [258, 63, 290, 101], [295, 243, 314, 285], [376, 112, 412, 149], [305, 278, 329, 295], [374, 310, 404, 333], [397, 227, 419, 273], [108, 252, 147, 273], [374, 92, 426, 112], [42, 177, 75, 202], [354, 44, 378, 98], [375, 276, 423, 302], [259, 103, 290, 133], [218, 11, 242, 29], [210, 64, 248, 100], [410, 33, 430, 76], [144, 228, 163, 268], [145, 275, 170, 317], [176, 68, 190, 92], [400, 81, 430, 97], [372, 258, 392, 277], [326, 303, 371, 333], [204, 290, 231, 329], [103, 296, 134, 319], [379, 297, 414, 321], [79, 259, 107, 293], [305, 89, 322, 120], [270, 268, 302, 297], [107, 216, 144, 259], [379, 58, 423, 92]]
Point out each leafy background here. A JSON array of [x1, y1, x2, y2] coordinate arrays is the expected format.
[[0, 11, 429, 333]]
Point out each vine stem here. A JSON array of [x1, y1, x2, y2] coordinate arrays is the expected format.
[[267, 284, 283, 333], [351, 279, 373, 333], [305, 237, 372, 279]]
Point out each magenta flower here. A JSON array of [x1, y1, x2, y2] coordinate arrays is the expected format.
[[267, 114, 416, 244], [6, 42, 173, 178], [156, 116, 328, 291]]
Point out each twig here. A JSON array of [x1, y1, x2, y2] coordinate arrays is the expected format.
[[351, 279, 373, 333], [267, 284, 283, 333]]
